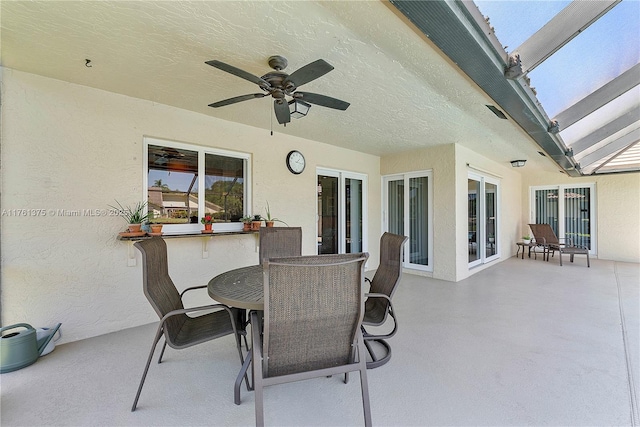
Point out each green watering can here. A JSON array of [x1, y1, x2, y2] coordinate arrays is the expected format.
[[0, 323, 62, 374]]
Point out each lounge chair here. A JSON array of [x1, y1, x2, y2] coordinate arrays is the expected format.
[[528, 223, 590, 267]]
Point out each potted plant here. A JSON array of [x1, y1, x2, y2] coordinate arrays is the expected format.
[[522, 234, 532, 244], [201, 215, 214, 232], [110, 200, 149, 233], [150, 224, 163, 235], [241, 216, 253, 232], [263, 201, 288, 227], [251, 214, 262, 231]]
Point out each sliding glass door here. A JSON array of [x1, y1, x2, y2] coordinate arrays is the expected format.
[[468, 172, 500, 267], [383, 171, 432, 271], [317, 169, 367, 254], [531, 184, 595, 252]]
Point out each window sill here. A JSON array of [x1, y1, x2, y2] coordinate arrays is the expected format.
[[117, 230, 257, 241]]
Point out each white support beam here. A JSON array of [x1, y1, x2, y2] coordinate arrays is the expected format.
[[569, 106, 640, 154], [578, 127, 640, 167], [553, 63, 640, 131], [514, 0, 620, 74]]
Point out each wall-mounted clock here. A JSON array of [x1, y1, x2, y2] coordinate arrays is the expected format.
[[286, 150, 305, 175]]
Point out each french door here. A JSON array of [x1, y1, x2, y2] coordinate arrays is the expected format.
[[468, 172, 500, 267], [383, 171, 432, 272], [317, 169, 367, 254], [531, 184, 596, 253]]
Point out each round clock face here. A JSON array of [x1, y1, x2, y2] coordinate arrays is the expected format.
[[286, 150, 305, 174]]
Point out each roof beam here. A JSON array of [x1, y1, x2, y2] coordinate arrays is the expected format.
[[590, 141, 640, 173], [569, 106, 640, 154], [578, 127, 640, 167], [553, 63, 640, 131], [513, 0, 620, 75]]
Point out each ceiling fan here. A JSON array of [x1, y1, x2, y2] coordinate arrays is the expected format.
[[205, 55, 350, 125]]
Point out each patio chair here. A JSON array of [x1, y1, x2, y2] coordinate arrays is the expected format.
[[528, 223, 590, 267], [363, 232, 408, 368], [131, 237, 246, 411], [252, 253, 372, 427], [258, 226, 302, 264]]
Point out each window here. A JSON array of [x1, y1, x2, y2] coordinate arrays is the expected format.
[[531, 184, 596, 253], [317, 169, 367, 254], [383, 171, 432, 272], [144, 137, 251, 233], [468, 172, 500, 267]]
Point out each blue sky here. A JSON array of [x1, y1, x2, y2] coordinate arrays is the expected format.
[[474, 0, 639, 117]]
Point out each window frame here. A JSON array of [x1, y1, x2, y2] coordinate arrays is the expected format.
[[382, 170, 433, 272], [468, 171, 501, 268], [143, 137, 251, 234], [316, 167, 368, 255]]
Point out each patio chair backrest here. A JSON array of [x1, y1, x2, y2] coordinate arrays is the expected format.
[[134, 238, 186, 343], [259, 227, 302, 264], [262, 253, 369, 378], [366, 232, 408, 322], [528, 223, 560, 246]]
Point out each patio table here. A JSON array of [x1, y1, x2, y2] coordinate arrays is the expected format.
[[208, 265, 263, 311], [208, 265, 264, 405], [516, 241, 546, 260]]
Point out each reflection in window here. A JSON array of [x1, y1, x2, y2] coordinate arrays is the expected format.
[[146, 140, 248, 231], [205, 154, 244, 223], [148, 145, 199, 224]]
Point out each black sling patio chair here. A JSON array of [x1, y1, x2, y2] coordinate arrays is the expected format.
[[131, 237, 247, 411], [258, 226, 302, 264], [250, 253, 372, 427], [362, 232, 409, 368]]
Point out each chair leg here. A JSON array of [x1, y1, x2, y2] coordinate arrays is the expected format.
[[357, 339, 372, 427], [234, 350, 253, 405], [251, 317, 265, 427], [587, 252, 590, 267], [132, 325, 164, 411], [157, 340, 168, 364]]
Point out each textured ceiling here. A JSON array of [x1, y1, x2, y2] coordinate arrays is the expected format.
[[1, 0, 559, 172]]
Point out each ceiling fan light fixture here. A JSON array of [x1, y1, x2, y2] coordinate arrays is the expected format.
[[289, 99, 311, 119]]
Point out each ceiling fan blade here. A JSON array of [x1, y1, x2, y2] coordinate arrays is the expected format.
[[205, 60, 271, 89], [284, 59, 334, 88], [208, 93, 266, 108], [274, 100, 291, 124], [296, 92, 350, 110]]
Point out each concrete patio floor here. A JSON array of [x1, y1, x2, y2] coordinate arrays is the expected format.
[[2, 256, 638, 426]]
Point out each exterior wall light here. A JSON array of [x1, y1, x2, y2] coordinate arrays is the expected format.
[[510, 160, 526, 167], [288, 99, 311, 119]]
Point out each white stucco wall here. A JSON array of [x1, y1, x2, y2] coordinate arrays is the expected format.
[[381, 144, 457, 281], [1, 69, 381, 343], [521, 170, 640, 263]]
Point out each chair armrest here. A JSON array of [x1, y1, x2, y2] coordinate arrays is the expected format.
[[365, 292, 392, 304], [179, 285, 207, 298], [159, 303, 233, 324], [364, 277, 371, 284], [560, 237, 573, 246]]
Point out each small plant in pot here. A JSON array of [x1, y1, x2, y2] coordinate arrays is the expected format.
[[251, 214, 263, 231], [263, 201, 288, 227], [201, 215, 214, 232], [522, 234, 532, 244], [241, 216, 253, 232], [110, 200, 149, 233]]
